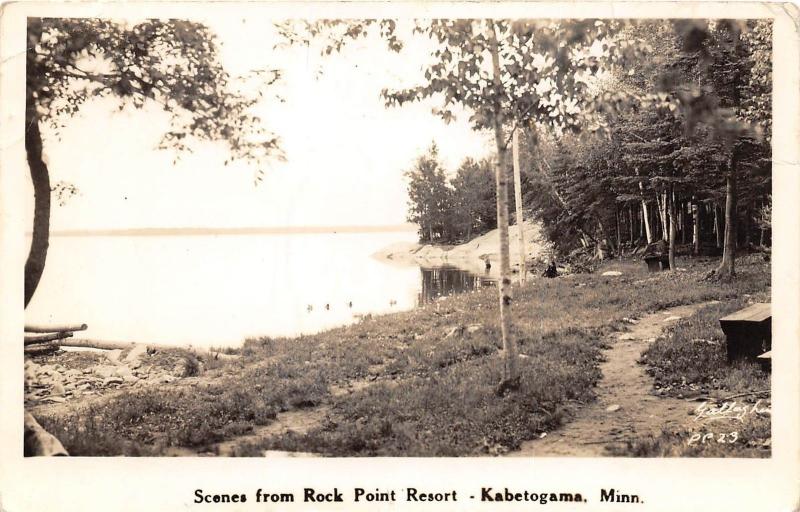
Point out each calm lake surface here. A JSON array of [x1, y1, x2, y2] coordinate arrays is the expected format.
[[25, 232, 495, 348]]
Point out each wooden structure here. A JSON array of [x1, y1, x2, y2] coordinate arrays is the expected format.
[[24, 323, 87, 356], [757, 350, 772, 373], [719, 303, 771, 364], [642, 240, 669, 272]]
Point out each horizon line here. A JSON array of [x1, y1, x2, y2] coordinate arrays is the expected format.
[[41, 224, 418, 237]]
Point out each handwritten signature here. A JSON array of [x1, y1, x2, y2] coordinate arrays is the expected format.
[[693, 399, 771, 423]]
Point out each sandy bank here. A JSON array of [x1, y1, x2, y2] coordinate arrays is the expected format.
[[373, 220, 553, 277]]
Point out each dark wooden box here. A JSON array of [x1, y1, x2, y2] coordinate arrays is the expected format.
[[644, 254, 670, 272], [719, 303, 771, 363]]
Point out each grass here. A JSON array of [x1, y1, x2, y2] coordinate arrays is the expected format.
[[640, 300, 770, 398], [247, 328, 603, 456], [35, 255, 770, 456], [608, 413, 771, 458], [618, 273, 771, 457]]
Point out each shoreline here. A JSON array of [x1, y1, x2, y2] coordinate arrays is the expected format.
[[372, 220, 552, 278]]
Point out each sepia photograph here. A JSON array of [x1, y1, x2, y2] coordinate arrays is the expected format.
[[16, 12, 779, 460]]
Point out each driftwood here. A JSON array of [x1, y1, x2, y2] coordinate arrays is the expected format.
[[24, 342, 60, 355], [60, 338, 238, 360], [24, 323, 87, 334], [24, 332, 74, 346], [24, 413, 68, 456]]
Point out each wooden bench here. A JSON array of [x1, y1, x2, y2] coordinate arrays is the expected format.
[[719, 303, 771, 364]]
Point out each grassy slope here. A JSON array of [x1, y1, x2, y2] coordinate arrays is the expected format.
[[38, 255, 770, 456]]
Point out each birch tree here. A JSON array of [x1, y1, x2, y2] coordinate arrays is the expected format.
[[379, 19, 632, 390]]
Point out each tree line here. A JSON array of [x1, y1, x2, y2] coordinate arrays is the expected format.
[[405, 20, 771, 282], [523, 20, 771, 276], [405, 144, 498, 244]]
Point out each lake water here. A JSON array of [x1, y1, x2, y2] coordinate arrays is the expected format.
[[25, 232, 495, 348]]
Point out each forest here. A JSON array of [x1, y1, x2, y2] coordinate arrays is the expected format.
[[404, 20, 771, 274]]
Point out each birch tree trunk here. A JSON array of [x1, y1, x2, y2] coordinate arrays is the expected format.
[[668, 186, 677, 271], [717, 155, 738, 278], [657, 191, 669, 242], [512, 129, 526, 283], [636, 171, 653, 244], [692, 197, 700, 255], [488, 21, 519, 389]]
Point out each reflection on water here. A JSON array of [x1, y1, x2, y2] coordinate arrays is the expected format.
[[418, 266, 496, 305], [25, 232, 496, 348]]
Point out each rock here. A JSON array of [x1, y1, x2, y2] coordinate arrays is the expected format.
[[123, 344, 148, 363], [115, 367, 139, 383], [82, 368, 93, 374], [128, 359, 142, 370], [103, 376, 124, 386], [172, 361, 191, 377], [105, 349, 123, 364], [605, 404, 621, 412], [618, 333, 636, 341], [50, 382, 65, 396], [44, 396, 66, 403], [601, 271, 623, 276], [24, 366, 39, 383], [115, 366, 134, 378], [466, 324, 482, 334], [95, 365, 116, 379], [663, 316, 682, 322]]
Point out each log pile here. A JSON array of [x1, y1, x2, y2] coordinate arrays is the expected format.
[[24, 323, 87, 356]]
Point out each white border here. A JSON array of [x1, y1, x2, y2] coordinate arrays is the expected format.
[[0, 3, 797, 511]]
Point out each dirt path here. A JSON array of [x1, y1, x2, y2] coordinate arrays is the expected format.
[[212, 407, 330, 457], [511, 302, 715, 457], [207, 377, 385, 456]]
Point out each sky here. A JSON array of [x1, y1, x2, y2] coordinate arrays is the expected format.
[[28, 18, 494, 231]]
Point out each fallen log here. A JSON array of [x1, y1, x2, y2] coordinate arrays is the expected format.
[[24, 342, 60, 355], [25, 323, 87, 333], [60, 338, 238, 360], [24, 332, 74, 346]]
